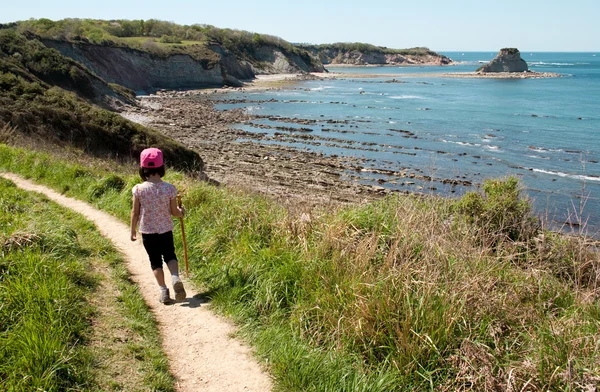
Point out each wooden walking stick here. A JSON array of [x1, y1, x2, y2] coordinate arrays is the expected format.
[[177, 194, 189, 276]]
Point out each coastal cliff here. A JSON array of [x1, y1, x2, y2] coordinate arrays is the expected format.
[[298, 43, 453, 66], [41, 39, 326, 92], [4, 19, 326, 92], [477, 48, 529, 73], [42, 39, 237, 91], [6, 19, 455, 92], [0, 31, 134, 109]]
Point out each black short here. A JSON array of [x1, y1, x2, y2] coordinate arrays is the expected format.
[[141, 231, 178, 270]]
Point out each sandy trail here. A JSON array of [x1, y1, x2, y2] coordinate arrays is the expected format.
[[1, 173, 272, 392]]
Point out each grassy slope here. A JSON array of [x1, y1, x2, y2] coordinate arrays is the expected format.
[[0, 176, 174, 391], [0, 29, 134, 107], [0, 29, 203, 171], [1, 144, 598, 391]]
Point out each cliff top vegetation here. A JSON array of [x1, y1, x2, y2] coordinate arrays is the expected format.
[[500, 47, 520, 54], [297, 42, 441, 56], [2, 18, 316, 65]]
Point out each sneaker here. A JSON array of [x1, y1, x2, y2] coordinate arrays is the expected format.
[[172, 276, 186, 302], [159, 288, 172, 304]]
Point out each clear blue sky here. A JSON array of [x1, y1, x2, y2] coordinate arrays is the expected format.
[[2, 0, 598, 51]]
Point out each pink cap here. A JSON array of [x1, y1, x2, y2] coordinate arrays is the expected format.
[[140, 148, 163, 168]]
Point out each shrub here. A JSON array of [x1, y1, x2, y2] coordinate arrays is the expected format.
[[454, 177, 538, 243], [158, 35, 182, 44]]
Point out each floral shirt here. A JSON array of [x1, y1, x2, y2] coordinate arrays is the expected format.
[[132, 181, 177, 234]]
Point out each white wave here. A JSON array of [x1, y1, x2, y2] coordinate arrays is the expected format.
[[528, 146, 565, 153], [389, 95, 425, 100], [310, 86, 334, 91], [485, 145, 502, 152], [530, 62, 577, 66], [388, 121, 397, 124], [527, 155, 550, 160], [528, 146, 547, 153], [245, 106, 262, 112], [440, 139, 480, 147], [530, 168, 600, 182]]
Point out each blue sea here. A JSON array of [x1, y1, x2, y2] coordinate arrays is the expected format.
[[215, 52, 600, 235]]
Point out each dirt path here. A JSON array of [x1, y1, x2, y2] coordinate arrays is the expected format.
[[0, 173, 273, 392]]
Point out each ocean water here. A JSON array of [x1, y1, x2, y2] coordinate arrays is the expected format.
[[214, 52, 600, 234]]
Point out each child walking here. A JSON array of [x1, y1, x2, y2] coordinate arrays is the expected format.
[[130, 148, 187, 303]]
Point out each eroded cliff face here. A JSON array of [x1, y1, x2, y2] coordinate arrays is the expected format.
[[41, 40, 326, 92], [207, 44, 254, 80], [251, 46, 325, 74], [331, 50, 452, 65], [478, 48, 529, 73], [308, 48, 453, 66], [42, 40, 237, 92]]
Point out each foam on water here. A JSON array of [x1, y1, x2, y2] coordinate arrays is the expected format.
[[389, 95, 425, 100], [530, 168, 600, 182], [485, 145, 502, 152]]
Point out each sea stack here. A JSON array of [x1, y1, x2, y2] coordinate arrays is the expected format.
[[477, 48, 529, 73]]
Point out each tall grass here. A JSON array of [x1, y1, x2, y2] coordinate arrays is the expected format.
[[1, 144, 598, 390], [0, 156, 175, 391], [0, 179, 97, 390]]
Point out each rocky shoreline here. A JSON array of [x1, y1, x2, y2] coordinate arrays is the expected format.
[[119, 70, 559, 206], [121, 89, 390, 207]]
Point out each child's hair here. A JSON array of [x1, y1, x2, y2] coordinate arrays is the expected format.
[[139, 165, 165, 181]]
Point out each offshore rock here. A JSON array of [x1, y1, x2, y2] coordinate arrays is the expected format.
[[477, 48, 529, 73]]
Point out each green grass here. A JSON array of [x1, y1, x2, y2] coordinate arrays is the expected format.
[[0, 169, 175, 391], [1, 143, 598, 391], [117, 36, 204, 47], [0, 178, 99, 390]]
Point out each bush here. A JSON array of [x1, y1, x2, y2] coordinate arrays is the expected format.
[[158, 35, 182, 44], [455, 177, 538, 242]]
